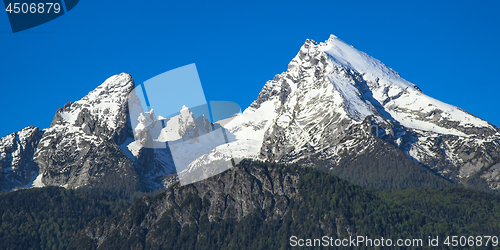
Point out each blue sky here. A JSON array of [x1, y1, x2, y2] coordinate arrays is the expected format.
[[0, 0, 499, 137]]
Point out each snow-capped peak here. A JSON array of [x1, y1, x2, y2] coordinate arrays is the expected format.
[[57, 73, 135, 133], [316, 35, 416, 91], [31, 73, 138, 190], [187, 34, 500, 190], [305, 35, 493, 135], [327, 34, 338, 41]]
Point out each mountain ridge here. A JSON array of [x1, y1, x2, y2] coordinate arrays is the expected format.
[[1, 34, 499, 194]]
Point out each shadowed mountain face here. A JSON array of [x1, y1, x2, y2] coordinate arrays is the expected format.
[[1, 35, 499, 195], [0, 126, 42, 191]]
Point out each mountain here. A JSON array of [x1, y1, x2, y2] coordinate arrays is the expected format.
[[0, 73, 213, 195], [1, 35, 499, 195], [1, 35, 500, 249], [33, 74, 139, 195], [187, 35, 500, 192]]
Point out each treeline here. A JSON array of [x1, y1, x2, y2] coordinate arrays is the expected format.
[[79, 161, 500, 249], [3, 161, 500, 249], [378, 187, 500, 237], [331, 140, 455, 190], [0, 187, 129, 250]]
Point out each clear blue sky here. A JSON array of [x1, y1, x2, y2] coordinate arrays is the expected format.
[[1, 0, 499, 137]]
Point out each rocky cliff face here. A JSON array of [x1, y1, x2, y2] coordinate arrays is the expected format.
[[30, 73, 140, 196], [74, 160, 301, 248], [0, 126, 42, 191]]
